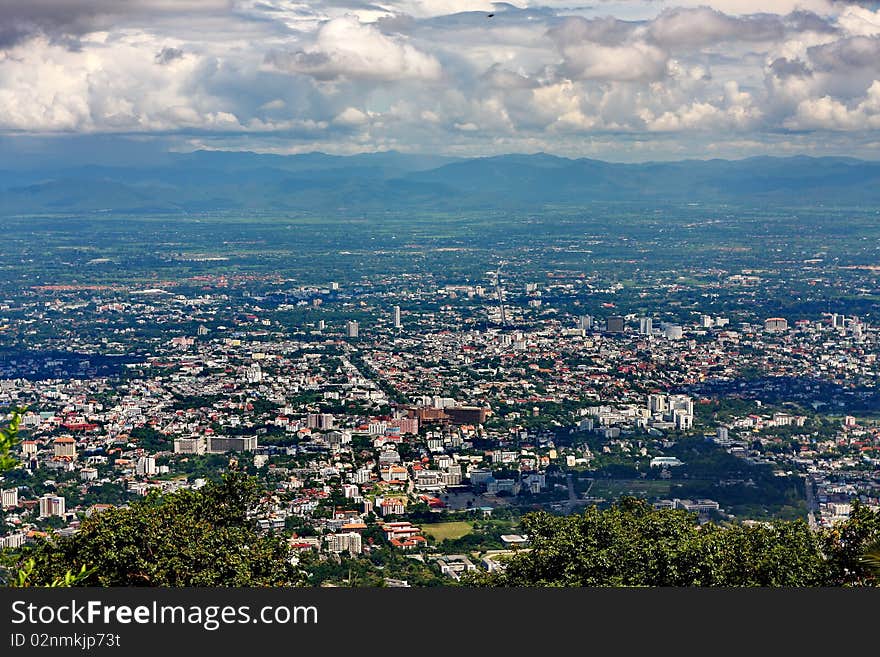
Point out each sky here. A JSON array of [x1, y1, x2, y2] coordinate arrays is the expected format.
[[2, 1, 880, 162]]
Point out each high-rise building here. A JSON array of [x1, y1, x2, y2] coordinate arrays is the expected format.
[[577, 315, 593, 330], [207, 435, 258, 453], [174, 436, 206, 455], [648, 394, 668, 414], [663, 324, 684, 340], [700, 314, 713, 328], [673, 409, 693, 431], [307, 413, 335, 430], [669, 394, 694, 417], [1, 487, 18, 509], [606, 315, 625, 333], [764, 317, 788, 332], [39, 494, 66, 519], [136, 456, 157, 476], [346, 320, 359, 338], [639, 317, 653, 335], [393, 305, 401, 329], [326, 532, 362, 556], [54, 437, 76, 459]]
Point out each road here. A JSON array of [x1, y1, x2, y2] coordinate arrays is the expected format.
[[560, 473, 591, 514], [804, 474, 818, 530]]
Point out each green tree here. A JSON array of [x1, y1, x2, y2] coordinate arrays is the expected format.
[[822, 501, 880, 586], [19, 472, 305, 587], [464, 498, 879, 587], [0, 407, 25, 472]]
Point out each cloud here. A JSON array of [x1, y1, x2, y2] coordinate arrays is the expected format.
[[836, 5, 880, 37], [333, 106, 371, 125], [265, 15, 441, 81], [548, 17, 668, 81], [787, 80, 880, 130], [155, 46, 184, 65], [648, 7, 785, 48], [1, 0, 880, 160], [0, 0, 231, 48]]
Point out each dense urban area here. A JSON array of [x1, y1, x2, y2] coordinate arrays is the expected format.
[[1, 200, 879, 586]]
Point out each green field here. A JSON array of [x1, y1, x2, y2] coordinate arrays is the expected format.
[[422, 521, 474, 541]]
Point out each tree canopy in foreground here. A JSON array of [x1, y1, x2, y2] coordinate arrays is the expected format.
[[17, 473, 303, 587], [465, 498, 880, 587]]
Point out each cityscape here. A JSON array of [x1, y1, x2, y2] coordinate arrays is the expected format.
[[1, 196, 878, 585], [1, 0, 880, 589]]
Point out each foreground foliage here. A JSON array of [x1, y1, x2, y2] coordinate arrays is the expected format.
[[465, 498, 880, 587], [18, 473, 302, 586]]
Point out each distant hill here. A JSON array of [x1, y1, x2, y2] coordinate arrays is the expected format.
[[2, 151, 880, 215]]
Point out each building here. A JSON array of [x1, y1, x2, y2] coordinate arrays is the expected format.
[[379, 498, 406, 516], [650, 457, 684, 468], [669, 394, 694, 417], [578, 315, 593, 330], [674, 498, 720, 514], [445, 406, 490, 425], [53, 436, 77, 459], [308, 413, 335, 430], [639, 317, 653, 335], [174, 436, 206, 455], [764, 317, 789, 332], [606, 315, 625, 333], [243, 363, 263, 383], [663, 324, 684, 340], [346, 320, 359, 338], [435, 554, 477, 580], [39, 494, 66, 518], [1, 487, 18, 509], [136, 456, 157, 476], [393, 305, 401, 329], [325, 532, 362, 556], [673, 409, 693, 431], [648, 394, 668, 414], [207, 435, 257, 453]]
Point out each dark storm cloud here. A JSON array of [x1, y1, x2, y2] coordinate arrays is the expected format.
[[808, 35, 880, 70], [768, 57, 812, 79], [0, 0, 231, 48], [547, 15, 641, 47], [155, 46, 185, 65]]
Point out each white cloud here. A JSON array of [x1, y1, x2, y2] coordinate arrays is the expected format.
[[1, 1, 880, 159], [787, 80, 880, 130], [265, 15, 441, 81], [333, 106, 371, 126], [837, 6, 880, 37], [556, 40, 668, 81]]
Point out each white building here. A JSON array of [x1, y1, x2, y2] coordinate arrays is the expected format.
[[326, 532, 362, 556], [136, 456, 157, 476], [39, 494, 66, 518], [1, 487, 18, 509], [174, 436, 206, 455]]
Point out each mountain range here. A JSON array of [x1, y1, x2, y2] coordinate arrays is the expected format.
[[2, 151, 880, 215]]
